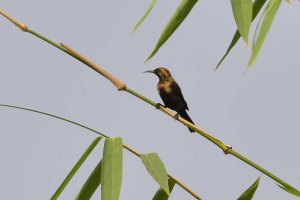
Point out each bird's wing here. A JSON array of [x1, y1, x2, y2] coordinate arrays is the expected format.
[[171, 81, 189, 110]]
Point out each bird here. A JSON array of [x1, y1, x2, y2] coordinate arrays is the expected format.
[[144, 67, 195, 132]]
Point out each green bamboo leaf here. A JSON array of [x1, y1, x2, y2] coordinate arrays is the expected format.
[[50, 137, 103, 200], [75, 160, 102, 200], [277, 184, 300, 197], [237, 177, 260, 200], [141, 153, 170, 195], [101, 137, 123, 200], [248, 0, 282, 67], [215, 0, 267, 70], [145, 0, 198, 62], [133, 0, 158, 32], [230, 0, 252, 45], [152, 178, 176, 200]]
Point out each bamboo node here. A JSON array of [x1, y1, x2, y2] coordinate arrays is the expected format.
[[117, 84, 126, 91], [223, 145, 232, 155]]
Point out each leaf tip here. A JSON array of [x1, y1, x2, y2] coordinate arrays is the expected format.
[[130, 30, 135, 36], [247, 53, 256, 68], [243, 65, 250, 75], [244, 37, 249, 48], [132, 25, 139, 33], [145, 49, 157, 63], [215, 59, 223, 70], [247, 60, 254, 68]]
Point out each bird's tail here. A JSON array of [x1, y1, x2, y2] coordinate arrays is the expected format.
[[179, 110, 195, 133]]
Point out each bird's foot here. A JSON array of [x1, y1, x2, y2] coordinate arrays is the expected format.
[[173, 113, 179, 120], [155, 103, 165, 109]]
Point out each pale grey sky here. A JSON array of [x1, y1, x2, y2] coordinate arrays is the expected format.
[[1, 1, 300, 200]]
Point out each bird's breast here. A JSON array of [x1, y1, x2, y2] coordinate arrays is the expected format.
[[157, 83, 164, 93], [157, 82, 172, 94]]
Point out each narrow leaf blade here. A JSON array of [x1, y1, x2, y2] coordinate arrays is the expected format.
[[248, 0, 282, 67], [145, 0, 198, 62], [277, 184, 300, 197], [141, 153, 170, 195], [237, 177, 260, 200], [75, 160, 102, 200], [133, 0, 158, 32], [230, 0, 252, 45], [215, 0, 267, 69], [101, 137, 123, 200], [152, 178, 176, 200], [50, 137, 103, 200]]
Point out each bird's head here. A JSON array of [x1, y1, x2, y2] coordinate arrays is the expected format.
[[144, 67, 173, 81]]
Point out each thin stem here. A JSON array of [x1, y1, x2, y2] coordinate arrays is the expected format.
[[229, 149, 298, 190], [0, 104, 202, 200], [168, 174, 202, 200], [0, 104, 109, 138]]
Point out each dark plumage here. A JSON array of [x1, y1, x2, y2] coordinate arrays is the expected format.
[[145, 67, 195, 132]]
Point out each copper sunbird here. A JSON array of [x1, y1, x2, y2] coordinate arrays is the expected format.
[[144, 67, 195, 133]]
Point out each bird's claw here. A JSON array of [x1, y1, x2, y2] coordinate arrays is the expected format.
[[155, 103, 165, 109]]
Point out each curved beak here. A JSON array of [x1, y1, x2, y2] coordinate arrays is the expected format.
[[143, 70, 155, 74]]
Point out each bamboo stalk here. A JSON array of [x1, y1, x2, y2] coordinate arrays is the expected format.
[[60, 43, 126, 91]]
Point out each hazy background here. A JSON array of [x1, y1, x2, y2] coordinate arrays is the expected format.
[[1, 1, 300, 199]]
